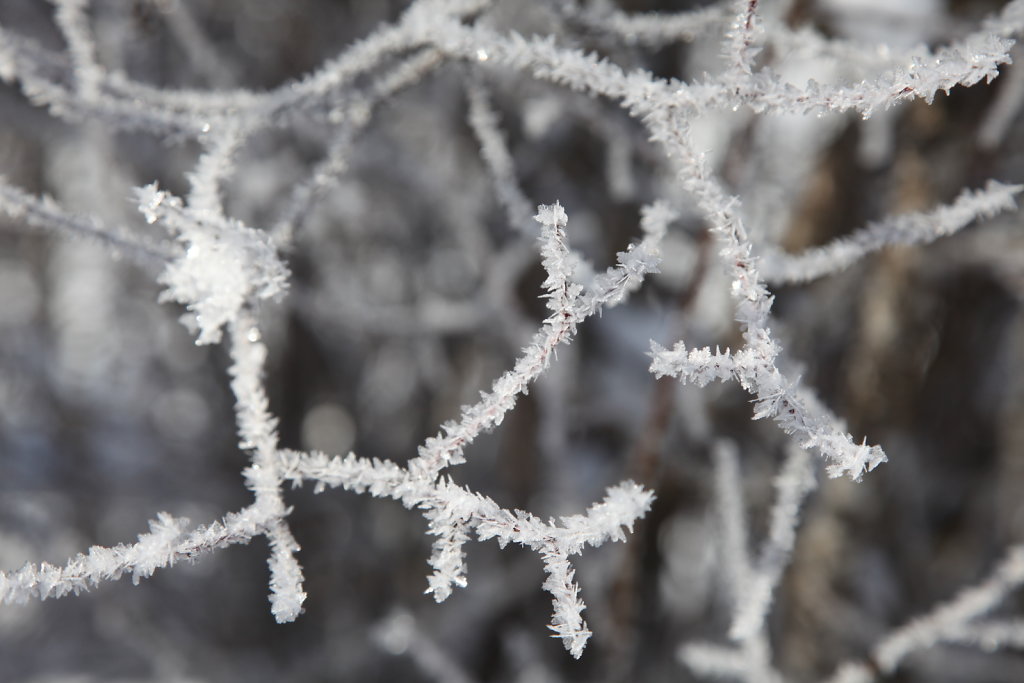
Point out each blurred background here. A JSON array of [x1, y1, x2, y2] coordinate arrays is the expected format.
[[0, 0, 1023, 680]]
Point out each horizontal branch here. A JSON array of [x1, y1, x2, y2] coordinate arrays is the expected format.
[[277, 448, 653, 658], [0, 506, 275, 606], [0, 177, 171, 265], [761, 180, 1024, 284]]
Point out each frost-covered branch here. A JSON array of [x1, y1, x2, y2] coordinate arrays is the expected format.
[[409, 201, 662, 481], [265, 199, 661, 655], [0, 506, 274, 606], [276, 448, 654, 657], [51, 0, 101, 100], [761, 181, 1024, 284], [730, 445, 815, 641], [683, 443, 815, 680], [2, 0, 1022, 674], [649, 120, 885, 480], [713, 441, 751, 611], [680, 638, 783, 683], [0, 177, 171, 264], [135, 183, 288, 345], [0, 0, 482, 135], [466, 79, 535, 232], [570, 1, 730, 48], [825, 545, 1024, 683]]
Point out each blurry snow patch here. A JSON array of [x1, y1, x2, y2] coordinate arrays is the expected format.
[[658, 512, 715, 620], [151, 387, 211, 442], [657, 231, 700, 290], [523, 96, 562, 139], [0, 261, 40, 329], [820, 0, 944, 46], [301, 401, 356, 455]]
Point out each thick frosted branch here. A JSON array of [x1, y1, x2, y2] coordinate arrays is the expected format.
[[187, 125, 247, 215], [135, 184, 288, 345], [762, 181, 1024, 284]]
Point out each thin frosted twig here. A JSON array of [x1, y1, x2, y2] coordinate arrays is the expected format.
[[276, 448, 654, 658], [51, 0, 101, 99], [713, 440, 751, 610], [272, 49, 444, 246], [723, 0, 763, 79], [407, 202, 583, 479], [229, 316, 305, 622], [408, 201, 662, 481], [873, 545, 1024, 673], [824, 545, 1024, 682], [466, 79, 535, 232], [730, 445, 815, 641], [435, 22, 647, 106], [0, 177, 171, 264], [572, 1, 730, 47], [580, 200, 672, 313], [651, 335, 886, 480], [1, 0, 479, 135], [978, 45, 1024, 150], [0, 506, 274, 606], [761, 180, 1024, 284]]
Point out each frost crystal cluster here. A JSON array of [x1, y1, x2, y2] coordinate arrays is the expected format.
[[1, 0, 1024, 681]]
